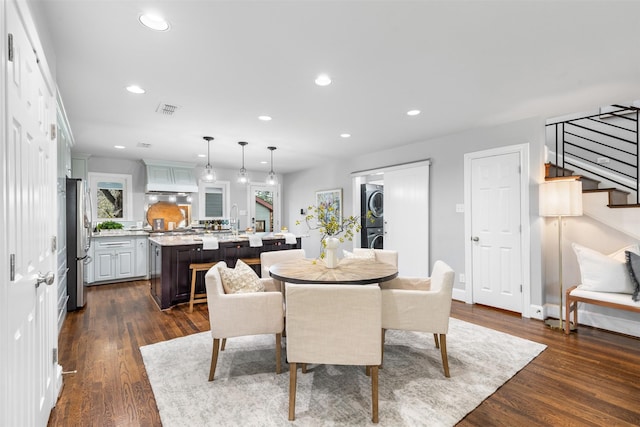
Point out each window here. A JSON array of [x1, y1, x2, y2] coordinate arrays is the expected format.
[[88, 173, 133, 221], [248, 184, 281, 232], [198, 180, 230, 220]]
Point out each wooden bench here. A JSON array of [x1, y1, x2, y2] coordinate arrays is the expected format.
[[565, 285, 640, 334]]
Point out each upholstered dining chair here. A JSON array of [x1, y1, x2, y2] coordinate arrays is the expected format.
[[285, 283, 382, 423], [352, 248, 398, 268], [260, 248, 306, 279], [204, 261, 284, 381], [380, 260, 455, 377]]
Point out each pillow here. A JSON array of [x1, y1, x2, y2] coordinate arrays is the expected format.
[[343, 249, 376, 260], [625, 251, 640, 302], [572, 243, 640, 294], [218, 259, 264, 294]]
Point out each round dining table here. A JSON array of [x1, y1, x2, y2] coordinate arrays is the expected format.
[[269, 257, 398, 285]]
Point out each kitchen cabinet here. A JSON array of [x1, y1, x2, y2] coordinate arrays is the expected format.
[[88, 235, 148, 284], [135, 236, 148, 277], [149, 236, 301, 309]]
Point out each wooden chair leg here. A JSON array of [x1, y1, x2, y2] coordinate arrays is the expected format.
[[275, 333, 282, 374], [221, 338, 226, 351], [439, 333, 450, 378], [565, 294, 574, 335], [288, 362, 297, 421], [371, 365, 379, 424], [433, 333, 440, 349], [380, 329, 385, 368], [301, 363, 307, 374], [209, 338, 220, 381], [189, 273, 197, 313], [366, 366, 371, 376]]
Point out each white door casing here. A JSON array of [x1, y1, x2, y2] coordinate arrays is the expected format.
[[464, 144, 530, 315], [3, 1, 59, 425], [248, 183, 281, 232]]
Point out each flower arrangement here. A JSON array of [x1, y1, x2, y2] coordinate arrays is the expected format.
[[296, 204, 372, 260]]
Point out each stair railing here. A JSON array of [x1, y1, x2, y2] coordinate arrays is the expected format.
[[546, 105, 639, 204]]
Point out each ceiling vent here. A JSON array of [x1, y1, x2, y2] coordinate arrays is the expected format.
[[156, 103, 180, 116], [137, 142, 152, 148]]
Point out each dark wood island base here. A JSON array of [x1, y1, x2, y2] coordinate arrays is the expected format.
[[149, 236, 302, 309]]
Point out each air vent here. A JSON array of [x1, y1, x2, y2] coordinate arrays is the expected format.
[[156, 103, 180, 116], [137, 142, 152, 148]]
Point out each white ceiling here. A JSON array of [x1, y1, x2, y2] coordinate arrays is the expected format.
[[36, 0, 640, 174]]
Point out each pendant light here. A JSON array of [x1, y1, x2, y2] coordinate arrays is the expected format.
[[237, 141, 250, 184], [201, 136, 216, 183], [266, 146, 278, 185]]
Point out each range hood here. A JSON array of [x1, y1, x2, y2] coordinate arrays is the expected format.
[[143, 159, 199, 193]]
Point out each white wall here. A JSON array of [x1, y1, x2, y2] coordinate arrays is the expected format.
[[85, 156, 281, 228], [284, 116, 546, 306]]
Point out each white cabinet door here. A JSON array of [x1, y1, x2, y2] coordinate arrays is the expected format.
[[94, 251, 116, 282], [115, 249, 135, 279], [135, 237, 148, 277]]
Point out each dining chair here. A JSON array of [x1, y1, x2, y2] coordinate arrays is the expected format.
[[380, 260, 455, 377], [204, 261, 284, 381], [285, 283, 382, 423], [260, 248, 306, 279], [352, 248, 398, 268]]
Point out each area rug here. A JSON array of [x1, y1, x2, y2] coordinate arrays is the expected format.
[[140, 318, 546, 426]]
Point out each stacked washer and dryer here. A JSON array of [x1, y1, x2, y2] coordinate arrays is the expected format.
[[360, 183, 384, 249]]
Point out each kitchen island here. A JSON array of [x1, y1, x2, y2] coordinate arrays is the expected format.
[[148, 234, 302, 309]]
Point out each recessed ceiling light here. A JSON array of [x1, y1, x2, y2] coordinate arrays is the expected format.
[[126, 85, 145, 94], [315, 74, 332, 86], [260, 160, 268, 164], [340, 133, 351, 138], [114, 145, 125, 149], [407, 109, 421, 116], [258, 115, 272, 121], [139, 14, 170, 31], [197, 154, 206, 158]]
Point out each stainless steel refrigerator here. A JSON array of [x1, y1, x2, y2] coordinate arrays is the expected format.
[[66, 177, 92, 311]]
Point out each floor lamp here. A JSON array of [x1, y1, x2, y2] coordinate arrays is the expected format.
[[540, 179, 583, 331]]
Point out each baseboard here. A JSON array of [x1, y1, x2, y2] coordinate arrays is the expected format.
[[546, 302, 640, 338], [575, 308, 640, 338], [529, 304, 544, 320], [55, 364, 63, 402], [452, 288, 466, 303]]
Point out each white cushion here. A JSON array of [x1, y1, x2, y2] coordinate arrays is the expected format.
[[343, 249, 375, 260], [218, 259, 265, 294], [572, 243, 640, 294]]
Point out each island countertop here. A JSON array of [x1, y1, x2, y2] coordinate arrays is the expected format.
[[148, 233, 302, 247]]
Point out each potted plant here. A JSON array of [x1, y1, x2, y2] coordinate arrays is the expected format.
[[297, 205, 371, 268]]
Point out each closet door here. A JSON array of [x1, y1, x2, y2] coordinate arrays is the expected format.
[[384, 162, 430, 276]]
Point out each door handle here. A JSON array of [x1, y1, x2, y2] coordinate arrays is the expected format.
[[36, 271, 55, 288], [471, 236, 479, 242]]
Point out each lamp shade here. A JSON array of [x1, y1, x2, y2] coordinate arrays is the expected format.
[[539, 180, 583, 217]]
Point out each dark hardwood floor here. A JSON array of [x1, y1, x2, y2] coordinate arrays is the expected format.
[[48, 280, 640, 426]]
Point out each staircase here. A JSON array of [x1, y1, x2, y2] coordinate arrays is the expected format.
[[545, 162, 640, 240]]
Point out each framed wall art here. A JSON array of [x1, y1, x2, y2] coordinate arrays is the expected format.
[[315, 188, 342, 223]]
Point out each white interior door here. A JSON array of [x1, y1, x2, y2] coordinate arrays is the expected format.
[[3, 1, 58, 425], [470, 152, 523, 312], [384, 162, 430, 277]]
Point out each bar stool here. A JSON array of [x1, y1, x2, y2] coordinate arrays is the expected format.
[[188, 261, 218, 313]]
